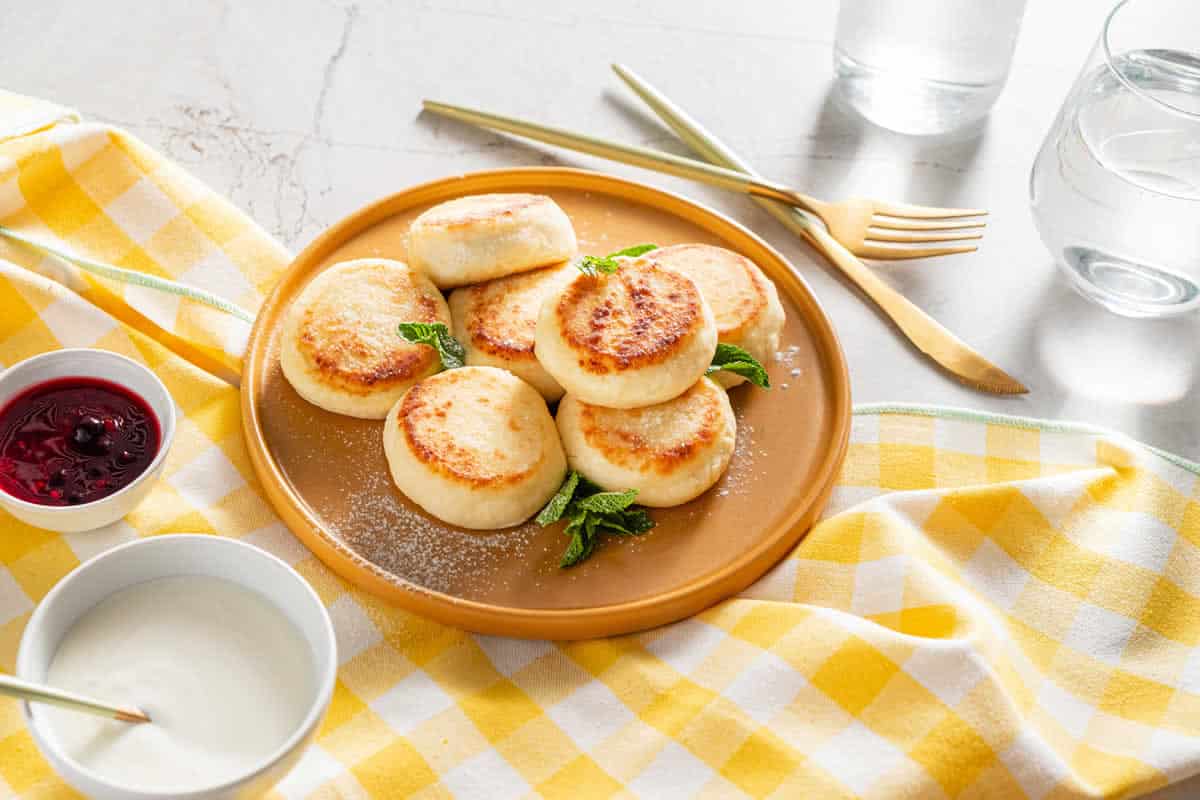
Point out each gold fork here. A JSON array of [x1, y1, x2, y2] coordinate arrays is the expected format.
[[423, 100, 986, 261], [608, 63, 1026, 395]]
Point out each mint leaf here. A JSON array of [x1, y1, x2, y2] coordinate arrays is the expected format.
[[607, 243, 658, 259], [396, 321, 441, 342], [706, 342, 770, 388], [536, 471, 580, 525], [575, 473, 606, 496], [560, 520, 591, 568], [575, 489, 638, 515], [575, 243, 658, 277], [537, 471, 655, 568], [621, 509, 656, 534], [708, 360, 768, 385], [595, 509, 655, 536], [397, 322, 465, 371], [577, 255, 621, 277]]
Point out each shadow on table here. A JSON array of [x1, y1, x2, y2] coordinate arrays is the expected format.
[[601, 86, 771, 222], [821, 81, 990, 207], [414, 107, 584, 168], [807, 84, 992, 306], [1012, 265, 1200, 452], [601, 88, 685, 152]]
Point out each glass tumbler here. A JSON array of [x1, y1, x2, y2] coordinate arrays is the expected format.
[[1030, 0, 1200, 318], [834, 0, 1028, 135]]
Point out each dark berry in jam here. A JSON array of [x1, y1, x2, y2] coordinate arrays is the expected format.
[[0, 378, 160, 507]]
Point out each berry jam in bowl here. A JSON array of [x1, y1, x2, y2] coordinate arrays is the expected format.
[[0, 350, 176, 533]]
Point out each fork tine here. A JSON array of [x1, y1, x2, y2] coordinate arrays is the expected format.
[[858, 243, 979, 260], [867, 229, 984, 244], [873, 200, 988, 220], [870, 216, 986, 231]]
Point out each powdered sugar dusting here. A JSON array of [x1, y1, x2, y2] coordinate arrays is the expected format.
[[710, 406, 759, 498], [280, 416, 547, 596], [332, 467, 543, 594], [774, 345, 802, 366]]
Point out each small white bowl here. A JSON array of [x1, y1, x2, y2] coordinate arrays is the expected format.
[[0, 348, 176, 532], [17, 534, 337, 800]]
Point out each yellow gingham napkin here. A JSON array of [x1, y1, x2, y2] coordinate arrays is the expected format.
[[1, 91, 1199, 800]]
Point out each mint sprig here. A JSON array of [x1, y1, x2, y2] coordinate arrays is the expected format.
[[397, 322, 466, 371], [537, 471, 655, 567], [706, 342, 770, 388], [607, 243, 660, 259], [536, 470, 580, 526], [576, 243, 658, 277]]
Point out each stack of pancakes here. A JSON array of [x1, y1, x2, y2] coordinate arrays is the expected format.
[[280, 193, 784, 530]]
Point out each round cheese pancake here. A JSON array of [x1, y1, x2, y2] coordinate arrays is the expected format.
[[556, 378, 736, 507], [280, 259, 450, 419], [383, 367, 567, 530], [405, 193, 577, 288], [535, 258, 718, 409], [448, 263, 574, 401], [650, 244, 785, 388]]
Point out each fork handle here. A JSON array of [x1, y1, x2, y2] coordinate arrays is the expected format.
[[798, 224, 951, 344], [421, 101, 826, 217], [743, 180, 826, 216]]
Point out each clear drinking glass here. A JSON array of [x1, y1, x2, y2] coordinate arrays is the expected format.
[[1030, 0, 1200, 318], [833, 0, 1028, 135]]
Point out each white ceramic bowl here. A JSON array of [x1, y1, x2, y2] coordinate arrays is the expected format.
[[0, 348, 176, 532], [17, 535, 337, 800]]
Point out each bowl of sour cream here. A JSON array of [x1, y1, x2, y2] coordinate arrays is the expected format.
[[17, 534, 337, 800]]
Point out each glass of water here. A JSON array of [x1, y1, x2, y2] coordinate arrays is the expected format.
[[1030, 0, 1200, 318], [834, 0, 1028, 135]]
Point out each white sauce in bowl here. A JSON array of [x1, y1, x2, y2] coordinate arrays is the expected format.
[[41, 575, 315, 793]]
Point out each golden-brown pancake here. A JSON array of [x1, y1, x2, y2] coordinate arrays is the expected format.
[[280, 258, 450, 418], [447, 263, 574, 401], [383, 367, 567, 529], [650, 244, 785, 388], [405, 193, 577, 288], [556, 378, 736, 507], [534, 257, 717, 408]]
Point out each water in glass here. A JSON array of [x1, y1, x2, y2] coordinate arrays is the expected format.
[[834, 0, 1027, 135], [1031, 44, 1200, 317]]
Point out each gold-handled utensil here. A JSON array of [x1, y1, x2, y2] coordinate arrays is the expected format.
[[0, 673, 151, 724], [422, 99, 986, 261], [610, 64, 1027, 395]]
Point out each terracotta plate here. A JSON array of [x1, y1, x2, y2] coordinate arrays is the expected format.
[[241, 168, 850, 639]]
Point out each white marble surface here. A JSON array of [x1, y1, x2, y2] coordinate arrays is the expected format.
[[5, 1, 1199, 459]]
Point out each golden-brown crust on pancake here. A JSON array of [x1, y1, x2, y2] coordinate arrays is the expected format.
[[457, 266, 568, 361], [573, 380, 725, 475], [415, 193, 544, 229], [651, 244, 771, 341], [398, 370, 541, 488], [294, 261, 444, 395], [553, 260, 706, 374]]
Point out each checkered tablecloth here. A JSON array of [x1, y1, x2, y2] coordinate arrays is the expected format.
[[1, 90, 1198, 800]]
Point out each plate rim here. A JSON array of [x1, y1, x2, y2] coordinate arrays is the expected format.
[[241, 167, 851, 639]]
